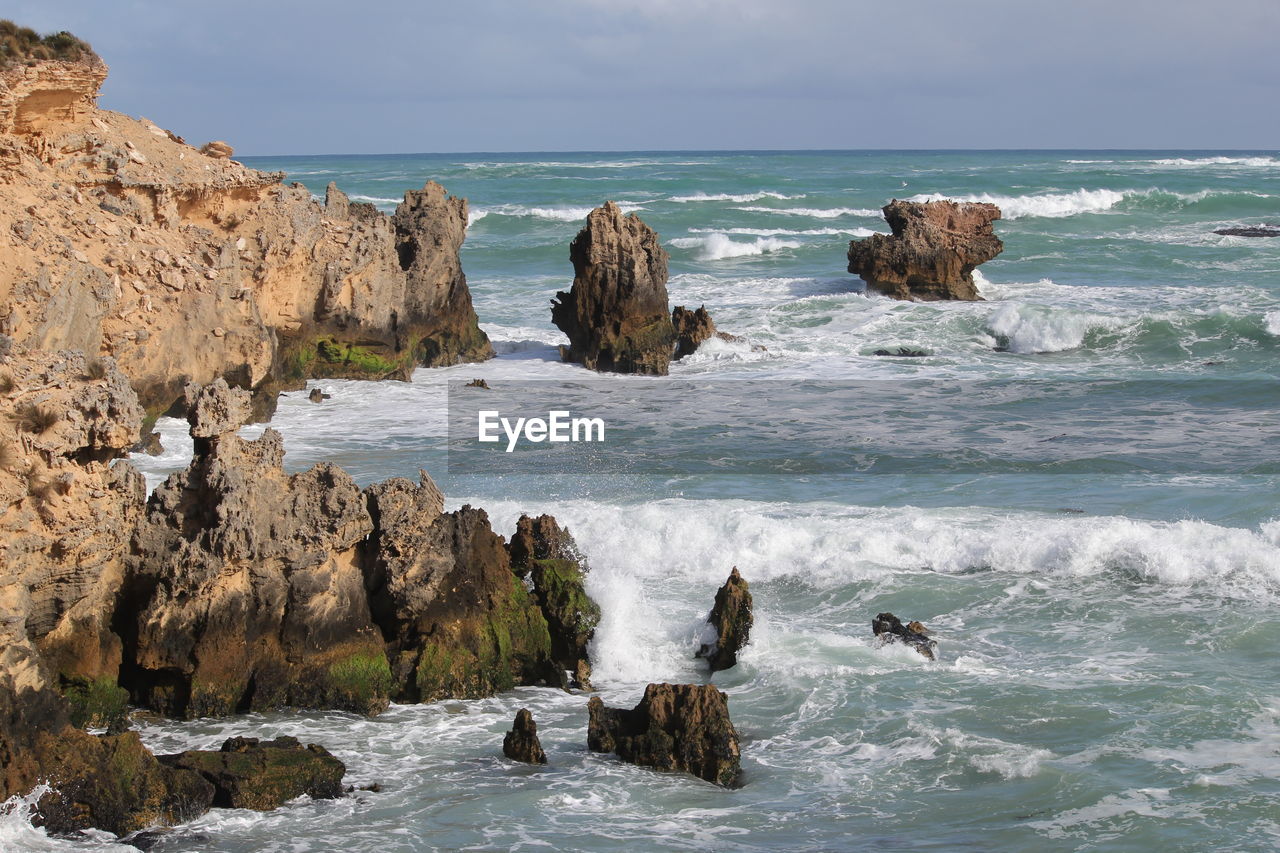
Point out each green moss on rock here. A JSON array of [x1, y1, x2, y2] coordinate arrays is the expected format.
[[61, 676, 130, 730]]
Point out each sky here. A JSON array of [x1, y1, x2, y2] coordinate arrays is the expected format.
[[8, 0, 1278, 155]]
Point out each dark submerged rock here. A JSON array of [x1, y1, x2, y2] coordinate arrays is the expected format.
[[502, 708, 548, 764], [696, 567, 753, 672], [587, 683, 742, 788], [1213, 226, 1280, 237], [551, 202, 676, 375], [872, 347, 929, 358], [847, 200, 1003, 301], [158, 736, 345, 810], [871, 612, 938, 660]]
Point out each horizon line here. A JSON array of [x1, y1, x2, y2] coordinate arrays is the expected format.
[[237, 147, 1280, 160]]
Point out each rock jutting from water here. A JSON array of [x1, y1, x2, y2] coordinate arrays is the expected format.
[[507, 514, 600, 688], [0, 32, 491, 427], [871, 612, 938, 660], [158, 736, 346, 810], [696, 567, 754, 672], [502, 708, 548, 765], [1213, 226, 1280, 238], [847, 199, 1003, 301], [587, 683, 743, 788], [551, 203, 724, 374]]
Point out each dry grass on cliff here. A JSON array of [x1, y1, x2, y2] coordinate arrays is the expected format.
[[13, 403, 61, 434], [0, 20, 95, 68], [82, 357, 108, 381], [0, 373, 14, 395]]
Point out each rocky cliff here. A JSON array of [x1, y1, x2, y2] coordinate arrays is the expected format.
[[0, 40, 491, 424], [847, 199, 1003, 301]]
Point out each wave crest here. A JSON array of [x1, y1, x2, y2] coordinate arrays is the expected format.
[[670, 233, 802, 260]]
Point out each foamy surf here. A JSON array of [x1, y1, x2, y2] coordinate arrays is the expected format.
[[908, 188, 1127, 219], [670, 233, 803, 260]]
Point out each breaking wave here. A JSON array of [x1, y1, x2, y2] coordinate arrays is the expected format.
[[669, 233, 803, 260]]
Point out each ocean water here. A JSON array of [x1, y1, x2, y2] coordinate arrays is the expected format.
[[8, 151, 1280, 851]]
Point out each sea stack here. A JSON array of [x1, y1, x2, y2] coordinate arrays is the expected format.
[[696, 567, 754, 672], [552, 202, 678, 374], [502, 709, 548, 764], [847, 199, 1003, 300], [587, 684, 742, 788]]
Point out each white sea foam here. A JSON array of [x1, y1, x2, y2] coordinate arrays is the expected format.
[[481, 203, 645, 222], [467, 209, 488, 226], [669, 233, 803, 260], [986, 302, 1120, 353], [908, 189, 1126, 219], [668, 191, 802, 203], [734, 205, 882, 219], [686, 226, 877, 237], [349, 194, 401, 205], [1146, 156, 1279, 169], [1265, 311, 1280, 336], [0, 784, 135, 851]]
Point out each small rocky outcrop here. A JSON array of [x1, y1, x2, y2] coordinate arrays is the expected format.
[[587, 684, 742, 788], [502, 708, 547, 765], [847, 200, 1003, 301], [551, 202, 677, 375], [123, 379, 392, 718], [198, 140, 233, 159], [361, 477, 561, 702], [507, 514, 600, 688], [672, 305, 717, 359], [871, 612, 938, 660], [696, 567, 753, 672], [158, 736, 345, 810], [1214, 226, 1280, 238]]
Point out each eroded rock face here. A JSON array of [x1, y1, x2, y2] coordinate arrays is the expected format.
[[847, 200, 1003, 301], [696, 567, 753, 672], [502, 708, 547, 765], [588, 683, 742, 787], [361, 478, 560, 702], [871, 612, 938, 660], [552, 202, 676, 375], [507, 514, 599, 688], [671, 305, 717, 360], [123, 379, 391, 718], [0, 48, 491, 421], [158, 736, 345, 810], [0, 345, 144, 728]]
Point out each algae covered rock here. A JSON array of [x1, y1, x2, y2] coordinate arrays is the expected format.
[[696, 567, 753, 672], [362, 477, 561, 702], [33, 730, 215, 837], [159, 736, 345, 810], [507, 514, 600, 688], [502, 708, 548, 765], [551, 202, 676, 375], [588, 683, 742, 788]]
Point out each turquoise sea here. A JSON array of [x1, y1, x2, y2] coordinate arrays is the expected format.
[[7, 150, 1280, 851]]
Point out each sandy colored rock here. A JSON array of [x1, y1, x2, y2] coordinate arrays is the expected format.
[[0, 47, 491, 421], [124, 379, 391, 719], [847, 200, 1003, 301], [588, 683, 742, 787], [551, 202, 676, 375], [198, 140, 233, 159]]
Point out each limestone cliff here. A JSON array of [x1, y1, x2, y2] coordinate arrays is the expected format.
[[0, 42, 491, 423]]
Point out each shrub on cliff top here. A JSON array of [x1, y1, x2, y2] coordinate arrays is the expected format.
[[0, 20, 95, 67]]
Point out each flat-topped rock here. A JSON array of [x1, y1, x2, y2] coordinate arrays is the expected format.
[[848, 199, 1003, 301]]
